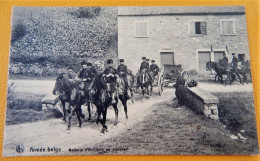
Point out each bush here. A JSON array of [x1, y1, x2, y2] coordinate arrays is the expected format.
[[11, 20, 27, 43], [215, 92, 257, 138], [72, 7, 101, 18]]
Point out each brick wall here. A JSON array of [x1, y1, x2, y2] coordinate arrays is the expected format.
[[118, 14, 249, 74]]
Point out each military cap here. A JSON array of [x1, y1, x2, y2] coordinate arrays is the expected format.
[[87, 62, 92, 66], [146, 59, 150, 61], [142, 57, 146, 59], [119, 59, 124, 62], [107, 59, 113, 64], [151, 60, 155, 62], [232, 53, 236, 55], [81, 60, 87, 65]]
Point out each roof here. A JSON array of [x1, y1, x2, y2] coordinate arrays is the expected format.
[[118, 6, 245, 16]]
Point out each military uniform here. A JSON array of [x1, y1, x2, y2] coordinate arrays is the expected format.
[[117, 63, 128, 87], [103, 59, 118, 104], [231, 55, 239, 71], [219, 56, 228, 69], [103, 66, 118, 84], [150, 63, 159, 76], [175, 74, 187, 107], [140, 62, 149, 72]]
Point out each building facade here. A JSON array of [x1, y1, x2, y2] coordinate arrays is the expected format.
[[118, 6, 250, 74]]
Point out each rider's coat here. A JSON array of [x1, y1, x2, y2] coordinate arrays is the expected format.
[[150, 64, 159, 75], [103, 66, 118, 83], [140, 61, 149, 71], [117, 64, 128, 76]]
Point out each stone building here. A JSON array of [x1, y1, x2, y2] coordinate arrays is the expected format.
[[118, 6, 250, 74]]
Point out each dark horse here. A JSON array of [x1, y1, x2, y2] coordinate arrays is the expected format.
[[116, 74, 135, 119], [52, 74, 86, 130], [206, 61, 242, 84], [225, 61, 251, 85], [90, 74, 119, 133], [137, 69, 152, 99]]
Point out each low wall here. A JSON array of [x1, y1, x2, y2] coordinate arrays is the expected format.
[[184, 86, 219, 120]]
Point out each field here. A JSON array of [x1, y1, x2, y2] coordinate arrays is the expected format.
[[87, 92, 258, 155]]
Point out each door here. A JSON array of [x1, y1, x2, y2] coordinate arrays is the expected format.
[[198, 51, 211, 73], [214, 51, 224, 63], [160, 52, 174, 68]]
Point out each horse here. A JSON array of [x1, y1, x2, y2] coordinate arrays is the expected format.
[[116, 73, 135, 119], [52, 74, 86, 130], [225, 61, 251, 85], [206, 61, 228, 84], [90, 74, 119, 133], [206, 61, 243, 85]]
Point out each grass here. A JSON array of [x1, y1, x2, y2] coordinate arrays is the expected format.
[[214, 92, 258, 140], [88, 100, 259, 155], [6, 86, 62, 125]]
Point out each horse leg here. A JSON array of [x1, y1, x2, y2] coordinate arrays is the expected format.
[[67, 105, 77, 130], [146, 86, 150, 98], [87, 101, 92, 120], [214, 74, 217, 82], [61, 100, 66, 122], [101, 109, 108, 133], [123, 99, 128, 119], [141, 86, 145, 99], [113, 104, 118, 126], [220, 75, 223, 84], [236, 73, 243, 85], [150, 85, 153, 96], [129, 88, 134, 103], [76, 110, 82, 127], [96, 107, 101, 124]]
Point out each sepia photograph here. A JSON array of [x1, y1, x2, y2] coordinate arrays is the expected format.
[[3, 6, 259, 156]]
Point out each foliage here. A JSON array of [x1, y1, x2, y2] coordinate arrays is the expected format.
[[10, 7, 118, 68], [69, 7, 101, 18], [214, 92, 257, 139], [11, 20, 27, 43]]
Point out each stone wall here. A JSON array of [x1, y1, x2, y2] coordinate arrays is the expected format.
[[118, 14, 249, 74]]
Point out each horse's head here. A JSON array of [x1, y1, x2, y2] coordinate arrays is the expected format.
[[206, 61, 215, 71], [53, 74, 72, 95], [53, 74, 64, 95]]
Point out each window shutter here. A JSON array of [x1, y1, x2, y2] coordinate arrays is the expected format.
[[200, 22, 207, 35], [222, 21, 234, 35], [135, 22, 148, 37]]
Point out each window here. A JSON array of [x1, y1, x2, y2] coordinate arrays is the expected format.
[[221, 20, 236, 35], [238, 54, 245, 62], [134, 21, 148, 37], [190, 21, 207, 36]]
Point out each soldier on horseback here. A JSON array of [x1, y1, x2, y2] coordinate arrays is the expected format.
[[150, 60, 159, 78], [102, 59, 119, 104], [138, 57, 149, 85], [117, 59, 131, 99], [231, 53, 239, 72], [219, 53, 229, 69], [78, 61, 97, 103]]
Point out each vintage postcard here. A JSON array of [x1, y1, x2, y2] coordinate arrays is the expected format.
[[3, 6, 259, 156]]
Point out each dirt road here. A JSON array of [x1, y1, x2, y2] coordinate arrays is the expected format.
[[3, 88, 174, 157], [4, 80, 256, 156]]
